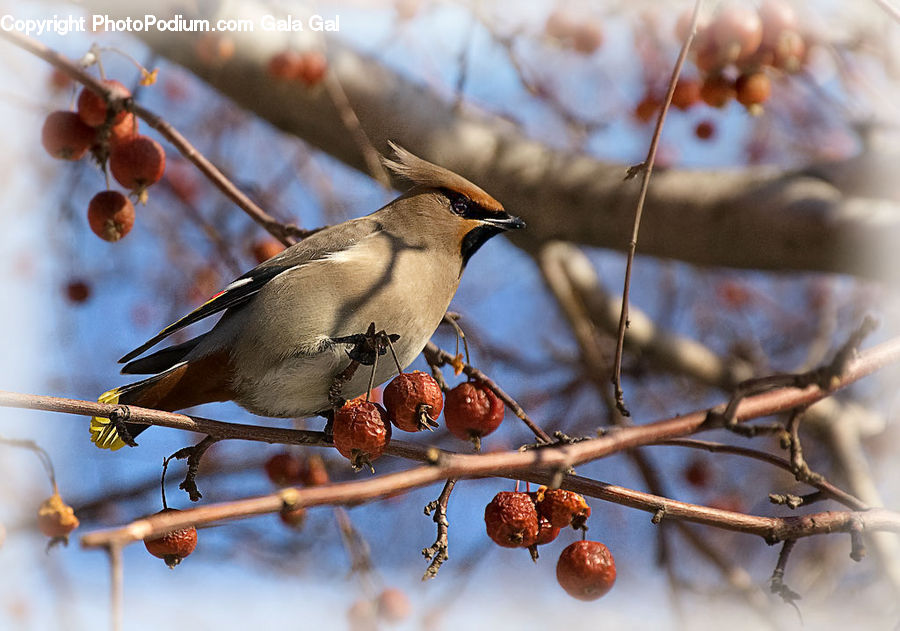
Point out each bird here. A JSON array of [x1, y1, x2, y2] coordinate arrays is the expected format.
[[90, 143, 524, 450]]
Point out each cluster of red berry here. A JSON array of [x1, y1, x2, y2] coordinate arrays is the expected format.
[[330, 371, 505, 471], [637, 0, 806, 126], [266, 50, 328, 87], [484, 487, 615, 600], [41, 78, 166, 242]]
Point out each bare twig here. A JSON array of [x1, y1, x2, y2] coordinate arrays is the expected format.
[[650, 438, 865, 510], [612, 0, 704, 415], [422, 478, 457, 580]]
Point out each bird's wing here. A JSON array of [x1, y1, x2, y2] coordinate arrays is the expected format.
[[118, 217, 383, 364]]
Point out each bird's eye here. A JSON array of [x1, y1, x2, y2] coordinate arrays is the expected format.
[[446, 191, 469, 216]]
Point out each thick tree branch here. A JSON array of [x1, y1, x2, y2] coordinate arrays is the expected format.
[[72, 0, 900, 280]]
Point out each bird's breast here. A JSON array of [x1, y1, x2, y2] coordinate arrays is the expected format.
[[226, 230, 461, 417]]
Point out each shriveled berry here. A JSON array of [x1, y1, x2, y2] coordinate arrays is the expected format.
[[251, 238, 285, 264], [534, 514, 561, 546], [109, 135, 165, 196], [296, 51, 327, 86], [264, 452, 306, 486], [41, 111, 95, 160], [556, 540, 616, 601], [332, 400, 392, 471], [536, 487, 591, 530], [143, 508, 197, 568], [444, 382, 504, 449], [302, 454, 330, 486], [527, 514, 562, 561], [383, 371, 444, 432], [376, 587, 411, 623], [87, 191, 135, 242], [735, 71, 771, 108], [77, 79, 130, 127], [65, 279, 91, 304], [484, 491, 539, 548], [37, 493, 79, 540]]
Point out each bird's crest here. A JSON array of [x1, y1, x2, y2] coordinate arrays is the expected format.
[[383, 142, 504, 212]]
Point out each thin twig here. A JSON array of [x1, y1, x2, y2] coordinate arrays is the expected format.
[[651, 438, 865, 510], [611, 0, 704, 416], [422, 478, 457, 580]]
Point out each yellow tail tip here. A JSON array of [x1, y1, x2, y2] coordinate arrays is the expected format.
[[90, 388, 127, 451]]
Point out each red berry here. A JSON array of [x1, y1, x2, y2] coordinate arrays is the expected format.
[[143, 508, 198, 568], [735, 71, 771, 108], [671, 78, 701, 110], [695, 120, 715, 141], [633, 93, 660, 124], [302, 454, 330, 486], [383, 371, 444, 432], [37, 493, 79, 539], [251, 238, 285, 264], [700, 73, 735, 108], [484, 491, 539, 548], [108, 113, 139, 149], [534, 514, 561, 546], [711, 3, 763, 63], [376, 588, 411, 623], [684, 457, 712, 488], [77, 79, 130, 127], [572, 21, 603, 54], [545, 10, 577, 40], [264, 452, 306, 486], [556, 540, 616, 601], [279, 505, 307, 529], [109, 135, 166, 194], [536, 487, 591, 530], [87, 191, 135, 242], [65, 279, 91, 304], [41, 111, 95, 161], [332, 400, 392, 471], [267, 50, 305, 80], [444, 382, 504, 449], [297, 51, 327, 86]]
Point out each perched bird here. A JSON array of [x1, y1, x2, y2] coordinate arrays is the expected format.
[[90, 144, 524, 449]]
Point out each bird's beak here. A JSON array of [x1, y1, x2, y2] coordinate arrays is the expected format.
[[484, 214, 525, 231]]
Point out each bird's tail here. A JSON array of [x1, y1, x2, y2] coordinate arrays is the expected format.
[[90, 367, 183, 450], [90, 351, 234, 450]]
